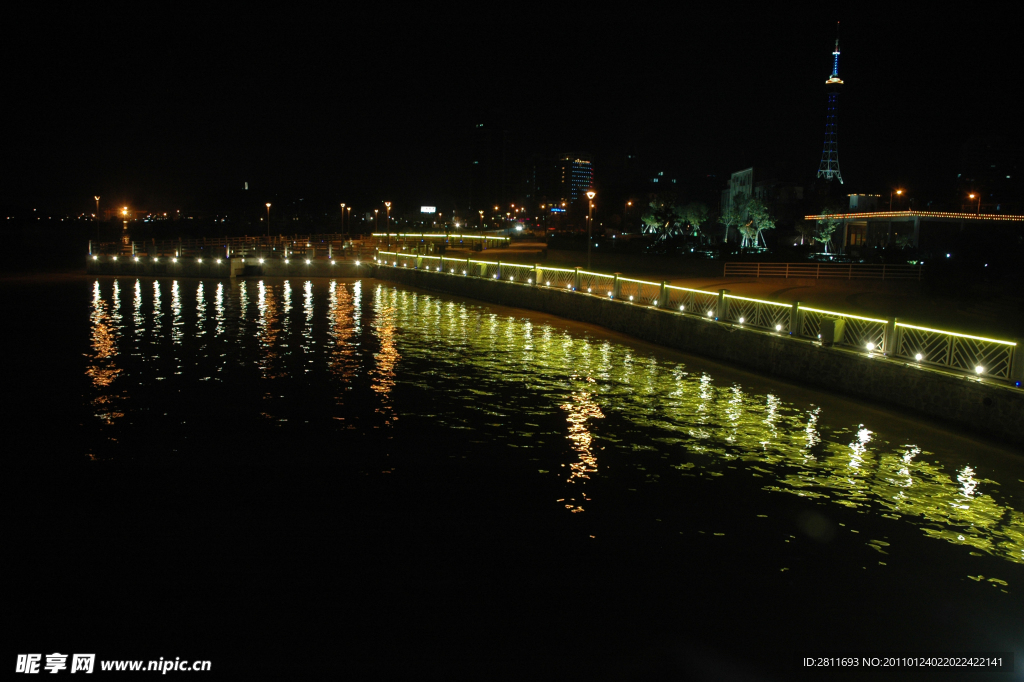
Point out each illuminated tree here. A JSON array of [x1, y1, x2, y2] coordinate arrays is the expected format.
[[814, 203, 844, 253], [719, 197, 747, 244], [746, 198, 776, 248], [681, 202, 709, 239], [640, 197, 684, 243]]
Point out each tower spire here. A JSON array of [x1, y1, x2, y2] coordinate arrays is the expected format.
[[832, 24, 841, 77], [817, 24, 844, 185]]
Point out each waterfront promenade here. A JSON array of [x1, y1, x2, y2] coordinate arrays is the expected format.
[[459, 241, 1024, 341]]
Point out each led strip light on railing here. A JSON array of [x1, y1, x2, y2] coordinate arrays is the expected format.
[[666, 284, 716, 295], [723, 294, 792, 307], [371, 233, 509, 240], [895, 323, 1016, 346], [799, 307, 888, 324]]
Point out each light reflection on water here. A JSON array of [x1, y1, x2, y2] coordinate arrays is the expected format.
[[81, 278, 1024, 572]]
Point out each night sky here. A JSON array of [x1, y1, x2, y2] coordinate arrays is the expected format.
[[3, 8, 1016, 215]]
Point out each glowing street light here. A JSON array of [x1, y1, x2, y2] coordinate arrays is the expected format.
[[340, 203, 346, 236], [586, 190, 596, 269], [888, 189, 903, 246], [969, 193, 981, 215], [889, 188, 903, 211], [265, 203, 271, 238]]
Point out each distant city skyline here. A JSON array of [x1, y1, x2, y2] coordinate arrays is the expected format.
[[3, 10, 1018, 216]]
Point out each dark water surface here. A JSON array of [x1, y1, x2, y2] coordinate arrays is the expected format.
[[6, 275, 1023, 678]]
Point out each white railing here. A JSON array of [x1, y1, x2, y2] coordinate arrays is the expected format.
[[894, 324, 1016, 380], [374, 252, 1021, 384], [724, 262, 924, 280], [89, 234, 372, 260], [800, 308, 887, 351], [724, 295, 793, 333]]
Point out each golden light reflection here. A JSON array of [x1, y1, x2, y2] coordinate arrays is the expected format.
[[370, 285, 400, 425], [560, 375, 605, 512], [256, 280, 283, 379], [86, 281, 123, 425], [327, 280, 361, 384]]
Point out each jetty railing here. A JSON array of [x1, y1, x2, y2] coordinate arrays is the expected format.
[[377, 251, 1022, 384], [89, 234, 375, 260]]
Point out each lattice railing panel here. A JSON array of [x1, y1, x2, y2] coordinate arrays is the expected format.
[[689, 289, 719, 317], [438, 256, 463, 274], [477, 261, 499, 279], [802, 308, 885, 350], [897, 324, 1014, 379], [896, 325, 950, 364], [842, 316, 886, 350], [618, 278, 660, 306], [501, 263, 534, 282], [800, 308, 824, 339], [726, 296, 790, 332], [540, 268, 576, 290], [580, 271, 615, 297]]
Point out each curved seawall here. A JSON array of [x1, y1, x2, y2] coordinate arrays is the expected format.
[[374, 264, 1024, 448]]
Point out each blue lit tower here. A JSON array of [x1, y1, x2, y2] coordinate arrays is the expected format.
[[816, 31, 844, 184]]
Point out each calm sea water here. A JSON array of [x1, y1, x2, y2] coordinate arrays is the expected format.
[[8, 275, 1024, 677]]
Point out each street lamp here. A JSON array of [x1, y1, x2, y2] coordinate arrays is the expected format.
[[888, 189, 902, 247], [889, 188, 903, 211], [586, 190, 596, 269], [384, 202, 392, 249], [969, 193, 981, 215], [340, 203, 346, 236], [478, 210, 484, 231]]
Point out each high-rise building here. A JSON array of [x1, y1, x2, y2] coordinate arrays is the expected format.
[[557, 153, 594, 205], [816, 29, 844, 185]]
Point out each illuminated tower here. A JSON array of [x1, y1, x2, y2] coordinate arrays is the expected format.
[[816, 31, 844, 184]]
